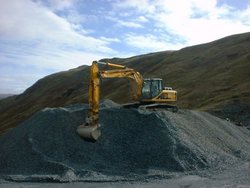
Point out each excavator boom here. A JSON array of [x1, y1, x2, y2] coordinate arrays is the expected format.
[[76, 61, 101, 141], [77, 61, 143, 142]]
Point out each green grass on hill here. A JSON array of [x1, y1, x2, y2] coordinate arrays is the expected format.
[[0, 32, 250, 135]]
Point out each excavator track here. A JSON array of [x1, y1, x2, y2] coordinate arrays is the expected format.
[[122, 102, 178, 112]]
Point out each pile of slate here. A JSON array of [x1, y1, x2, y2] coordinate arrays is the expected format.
[[0, 100, 250, 182]]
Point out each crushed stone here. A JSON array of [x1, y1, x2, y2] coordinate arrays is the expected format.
[[0, 100, 250, 182]]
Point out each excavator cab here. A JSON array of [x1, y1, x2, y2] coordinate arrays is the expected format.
[[141, 78, 177, 103], [142, 78, 163, 99]]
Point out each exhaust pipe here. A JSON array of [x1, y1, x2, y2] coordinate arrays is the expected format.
[[77, 123, 101, 142]]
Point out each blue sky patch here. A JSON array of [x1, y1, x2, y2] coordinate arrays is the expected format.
[[0, 0, 250, 93]]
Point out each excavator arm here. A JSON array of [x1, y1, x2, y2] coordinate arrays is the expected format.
[[77, 61, 143, 142]]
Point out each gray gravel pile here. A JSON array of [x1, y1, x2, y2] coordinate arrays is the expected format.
[[0, 100, 250, 182]]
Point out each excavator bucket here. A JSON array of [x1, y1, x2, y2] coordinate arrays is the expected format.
[[76, 123, 101, 142]]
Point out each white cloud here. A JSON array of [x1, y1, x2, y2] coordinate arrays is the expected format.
[[165, 1, 247, 34], [1, 0, 250, 94], [114, 0, 250, 48], [0, 0, 121, 70], [0, 73, 45, 94], [107, 16, 143, 28], [37, 0, 76, 11], [117, 20, 143, 28], [154, 1, 250, 45], [112, 0, 155, 13], [239, 6, 250, 25], [0, 0, 116, 54], [65, 10, 87, 25], [0, 0, 120, 93], [137, 16, 148, 23], [125, 34, 183, 52], [100, 37, 121, 43], [0, 41, 106, 70]]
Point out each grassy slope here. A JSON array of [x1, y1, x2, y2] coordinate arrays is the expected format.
[[0, 66, 89, 134], [0, 32, 250, 135]]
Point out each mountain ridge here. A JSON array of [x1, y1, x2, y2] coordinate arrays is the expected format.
[[0, 32, 250, 135]]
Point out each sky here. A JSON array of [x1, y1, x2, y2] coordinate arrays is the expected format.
[[0, 0, 250, 94]]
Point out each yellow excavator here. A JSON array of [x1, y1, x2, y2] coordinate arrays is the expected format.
[[77, 61, 177, 142]]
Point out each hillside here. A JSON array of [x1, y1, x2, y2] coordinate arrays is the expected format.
[[0, 32, 250, 135], [0, 94, 14, 100]]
